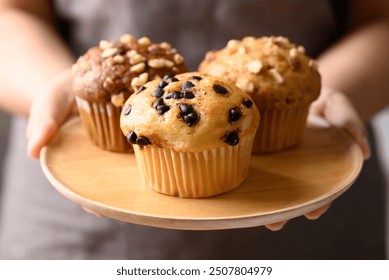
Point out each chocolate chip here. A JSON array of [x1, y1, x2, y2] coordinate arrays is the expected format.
[[163, 74, 173, 81], [136, 85, 146, 94], [181, 91, 195, 99], [168, 77, 179, 83], [136, 136, 151, 146], [183, 112, 199, 126], [182, 81, 195, 90], [123, 104, 132, 115], [228, 107, 242, 122], [127, 131, 137, 144], [213, 84, 228, 94], [191, 75, 202, 81], [242, 99, 253, 108], [163, 75, 179, 83], [156, 104, 170, 115], [178, 104, 198, 126], [152, 88, 164, 98], [165, 91, 181, 99], [178, 104, 193, 115], [158, 80, 168, 89], [223, 130, 240, 146], [152, 98, 165, 108]]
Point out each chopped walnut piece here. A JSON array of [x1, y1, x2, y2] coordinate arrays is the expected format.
[[112, 55, 125, 64], [101, 47, 119, 58], [245, 60, 263, 74], [103, 77, 114, 88], [148, 58, 174, 68], [126, 50, 137, 57], [274, 36, 288, 47], [243, 36, 255, 44], [269, 68, 284, 84], [138, 37, 151, 46], [131, 73, 149, 87], [205, 51, 216, 61], [130, 62, 146, 73], [288, 48, 300, 70], [237, 46, 246, 55], [160, 42, 172, 49], [265, 37, 275, 49], [99, 40, 113, 49], [111, 92, 125, 107], [297, 46, 306, 54], [236, 77, 255, 93], [130, 54, 146, 64], [288, 56, 301, 70], [289, 48, 298, 58], [227, 39, 239, 49], [120, 34, 136, 44], [173, 53, 184, 64], [308, 59, 318, 70]]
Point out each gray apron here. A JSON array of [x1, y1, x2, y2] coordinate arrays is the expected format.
[[0, 0, 386, 259]]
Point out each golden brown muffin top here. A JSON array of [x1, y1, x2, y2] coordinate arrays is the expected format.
[[120, 72, 260, 152], [198, 36, 321, 109], [72, 34, 187, 106]]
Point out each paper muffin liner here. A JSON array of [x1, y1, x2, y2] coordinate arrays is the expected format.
[[252, 104, 310, 153], [75, 97, 132, 153], [133, 135, 255, 198]]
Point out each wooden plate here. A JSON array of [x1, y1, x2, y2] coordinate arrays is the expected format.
[[40, 116, 363, 230]]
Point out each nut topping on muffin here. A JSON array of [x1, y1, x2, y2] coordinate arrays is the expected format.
[[71, 34, 187, 153], [72, 34, 187, 107], [198, 35, 321, 153]]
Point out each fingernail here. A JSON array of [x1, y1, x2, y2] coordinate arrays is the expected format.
[[361, 136, 371, 160], [27, 133, 39, 159], [266, 221, 288, 231]]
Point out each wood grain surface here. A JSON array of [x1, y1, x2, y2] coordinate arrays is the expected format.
[[40, 117, 363, 230]]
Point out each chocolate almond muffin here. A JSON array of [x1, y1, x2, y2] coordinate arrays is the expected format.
[[199, 36, 321, 153], [120, 72, 260, 198], [72, 34, 187, 152]]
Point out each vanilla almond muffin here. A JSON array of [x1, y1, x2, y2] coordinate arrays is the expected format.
[[72, 34, 187, 152], [199, 36, 321, 153], [120, 72, 260, 198]]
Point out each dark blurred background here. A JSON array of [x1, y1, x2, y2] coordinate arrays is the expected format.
[[0, 110, 10, 192]]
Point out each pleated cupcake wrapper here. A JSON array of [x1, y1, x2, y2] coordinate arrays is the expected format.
[[133, 135, 255, 198], [252, 105, 310, 153], [75, 97, 132, 153]]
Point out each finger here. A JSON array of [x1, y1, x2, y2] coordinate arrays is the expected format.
[[310, 89, 371, 160], [265, 220, 288, 231], [27, 117, 57, 159], [341, 121, 371, 160], [328, 98, 371, 160], [27, 70, 75, 158], [304, 203, 331, 220]]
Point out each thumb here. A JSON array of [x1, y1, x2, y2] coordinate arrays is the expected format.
[[27, 117, 58, 159], [310, 88, 371, 160], [26, 69, 75, 159]]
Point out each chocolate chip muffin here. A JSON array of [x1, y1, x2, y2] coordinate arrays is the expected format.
[[120, 72, 259, 198], [199, 36, 321, 153], [72, 34, 187, 152]]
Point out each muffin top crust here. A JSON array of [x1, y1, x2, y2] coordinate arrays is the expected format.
[[198, 36, 321, 109], [72, 34, 187, 106], [120, 72, 260, 152]]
